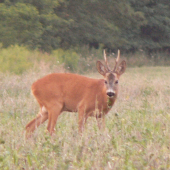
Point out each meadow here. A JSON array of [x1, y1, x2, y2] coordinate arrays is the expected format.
[[0, 63, 170, 170]]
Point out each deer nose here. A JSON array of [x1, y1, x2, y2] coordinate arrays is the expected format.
[[107, 91, 115, 97]]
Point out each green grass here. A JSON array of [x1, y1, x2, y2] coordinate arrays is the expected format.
[[0, 67, 170, 169]]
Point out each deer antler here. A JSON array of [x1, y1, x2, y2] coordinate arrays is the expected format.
[[113, 49, 120, 72], [103, 49, 111, 71]]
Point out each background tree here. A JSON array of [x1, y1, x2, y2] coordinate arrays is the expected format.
[[130, 0, 170, 52], [0, 0, 169, 53], [0, 2, 42, 48]]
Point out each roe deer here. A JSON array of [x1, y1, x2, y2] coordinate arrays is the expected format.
[[25, 50, 126, 137]]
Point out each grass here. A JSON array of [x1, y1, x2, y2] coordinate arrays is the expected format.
[[0, 66, 170, 169]]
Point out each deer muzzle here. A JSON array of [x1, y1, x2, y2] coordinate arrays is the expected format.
[[107, 91, 115, 97]]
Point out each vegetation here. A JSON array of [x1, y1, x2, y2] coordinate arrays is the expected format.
[[0, 67, 170, 169], [0, 0, 170, 53], [0, 45, 170, 75], [0, 1, 169, 169], [0, 45, 81, 74]]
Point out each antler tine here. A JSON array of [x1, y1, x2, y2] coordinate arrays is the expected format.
[[113, 49, 120, 72], [103, 49, 111, 71]]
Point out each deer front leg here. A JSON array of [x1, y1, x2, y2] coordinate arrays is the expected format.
[[78, 105, 89, 134], [78, 112, 86, 134], [96, 115, 105, 130]]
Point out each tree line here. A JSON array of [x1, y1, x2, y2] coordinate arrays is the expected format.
[[0, 0, 170, 53]]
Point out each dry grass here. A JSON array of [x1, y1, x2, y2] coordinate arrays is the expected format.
[[0, 66, 170, 169]]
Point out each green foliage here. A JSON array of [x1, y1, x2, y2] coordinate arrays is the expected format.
[[52, 49, 79, 72], [0, 45, 33, 74], [0, 0, 170, 52], [0, 3, 42, 48], [55, 0, 145, 50], [129, 0, 170, 51], [0, 45, 79, 74], [0, 45, 170, 75]]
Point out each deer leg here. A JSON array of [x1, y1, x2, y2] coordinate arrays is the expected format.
[[96, 116, 105, 130], [25, 106, 48, 138], [78, 107, 89, 133], [47, 103, 63, 135], [78, 114, 86, 134]]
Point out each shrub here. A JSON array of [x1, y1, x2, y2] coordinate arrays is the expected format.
[[0, 45, 33, 74], [52, 49, 79, 72]]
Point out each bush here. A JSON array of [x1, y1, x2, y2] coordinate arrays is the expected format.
[[1, 45, 170, 75], [52, 49, 79, 72], [0, 46, 80, 74], [0, 45, 33, 74]]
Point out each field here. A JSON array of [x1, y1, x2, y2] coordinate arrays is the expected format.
[[0, 66, 170, 169]]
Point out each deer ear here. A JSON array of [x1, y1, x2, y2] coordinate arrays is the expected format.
[[116, 60, 126, 76], [96, 61, 107, 76]]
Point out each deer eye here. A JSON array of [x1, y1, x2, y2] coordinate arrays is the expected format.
[[105, 80, 108, 84], [115, 80, 118, 84]]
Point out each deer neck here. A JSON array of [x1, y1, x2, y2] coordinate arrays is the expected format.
[[107, 97, 113, 109]]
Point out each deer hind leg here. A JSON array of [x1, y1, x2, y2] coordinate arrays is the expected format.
[[25, 106, 48, 138], [47, 103, 63, 135]]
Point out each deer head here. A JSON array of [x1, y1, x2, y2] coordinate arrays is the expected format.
[[96, 50, 126, 98]]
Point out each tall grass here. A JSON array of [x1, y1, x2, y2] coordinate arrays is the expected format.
[[0, 66, 170, 169]]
